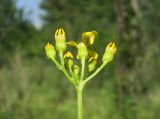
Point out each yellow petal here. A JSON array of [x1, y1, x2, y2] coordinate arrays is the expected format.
[[88, 60, 97, 72], [64, 51, 74, 59], [55, 28, 66, 41], [88, 50, 98, 62], [82, 31, 97, 46], [67, 41, 78, 48], [77, 42, 86, 48], [105, 42, 117, 54], [59, 28, 65, 35]]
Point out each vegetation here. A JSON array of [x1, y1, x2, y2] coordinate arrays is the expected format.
[[0, 0, 160, 119]]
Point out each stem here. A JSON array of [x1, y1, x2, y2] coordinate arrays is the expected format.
[[83, 62, 107, 85], [77, 82, 84, 119], [62, 68, 77, 87], [77, 90, 83, 119], [69, 67, 79, 83], [58, 51, 77, 88], [59, 51, 65, 67], [80, 58, 85, 80]]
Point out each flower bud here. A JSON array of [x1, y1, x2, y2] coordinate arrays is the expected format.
[[102, 42, 117, 63], [67, 59, 74, 68], [73, 65, 80, 75], [64, 51, 74, 67], [45, 43, 56, 59], [55, 28, 66, 52], [88, 60, 97, 72], [77, 42, 88, 60]]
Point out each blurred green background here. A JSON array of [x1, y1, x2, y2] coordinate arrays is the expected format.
[[0, 0, 160, 119]]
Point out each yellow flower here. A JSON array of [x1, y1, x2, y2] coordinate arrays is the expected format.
[[45, 43, 56, 59], [55, 28, 66, 52], [102, 42, 117, 63], [105, 42, 117, 54], [55, 28, 66, 41], [67, 31, 98, 60], [82, 31, 97, 46]]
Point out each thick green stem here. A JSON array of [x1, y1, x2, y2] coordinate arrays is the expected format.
[[77, 82, 84, 119]]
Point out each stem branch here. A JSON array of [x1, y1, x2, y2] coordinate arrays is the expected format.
[[84, 62, 107, 85], [58, 51, 77, 88]]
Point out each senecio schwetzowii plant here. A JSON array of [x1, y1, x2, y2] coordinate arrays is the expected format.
[[45, 28, 117, 119]]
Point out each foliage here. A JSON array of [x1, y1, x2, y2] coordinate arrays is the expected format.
[[0, 0, 37, 65]]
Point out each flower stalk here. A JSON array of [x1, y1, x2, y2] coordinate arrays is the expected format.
[[45, 28, 117, 119], [77, 81, 84, 119]]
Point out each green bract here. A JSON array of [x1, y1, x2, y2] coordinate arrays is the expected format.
[[77, 43, 88, 60], [56, 40, 66, 52], [102, 51, 114, 63]]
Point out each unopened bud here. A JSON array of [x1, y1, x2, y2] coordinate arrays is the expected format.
[[73, 65, 80, 75], [67, 59, 74, 68], [88, 60, 97, 72], [55, 28, 66, 52], [64, 51, 74, 67], [102, 42, 117, 63], [77, 42, 88, 60], [45, 43, 56, 59]]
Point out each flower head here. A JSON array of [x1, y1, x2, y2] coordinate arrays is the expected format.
[[105, 42, 117, 54], [102, 42, 117, 63], [55, 28, 66, 52], [64, 51, 74, 67], [77, 42, 88, 59], [45, 43, 56, 59], [88, 60, 97, 72]]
